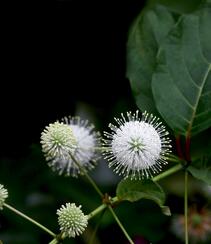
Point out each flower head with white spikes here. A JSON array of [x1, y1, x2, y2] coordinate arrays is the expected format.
[[103, 111, 171, 179], [57, 203, 88, 238], [0, 184, 8, 210], [41, 117, 101, 177], [59, 116, 101, 177]]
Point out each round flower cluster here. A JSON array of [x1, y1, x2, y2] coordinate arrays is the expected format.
[[57, 203, 88, 238], [103, 111, 171, 179], [41, 122, 76, 160], [41, 117, 101, 177]]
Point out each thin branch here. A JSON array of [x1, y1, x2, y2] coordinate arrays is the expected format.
[[4, 203, 56, 238]]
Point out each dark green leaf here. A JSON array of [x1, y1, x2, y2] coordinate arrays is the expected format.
[[188, 155, 211, 185], [116, 179, 170, 214], [148, 0, 202, 14], [152, 2, 211, 136], [127, 5, 176, 114]]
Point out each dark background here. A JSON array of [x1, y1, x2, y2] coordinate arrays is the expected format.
[[2, 1, 204, 244], [1, 0, 144, 159]]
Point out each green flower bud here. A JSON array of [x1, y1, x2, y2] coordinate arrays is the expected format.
[[57, 203, 88, 238], [41, 122, 77, 173]]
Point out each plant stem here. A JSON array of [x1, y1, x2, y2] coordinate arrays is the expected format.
[[89, 209, 106, 244], [73, 156, 182, 243], [49, 233, 65, 244], [111, 196, 119, 203], [88, 196, 120, 220], [70, 154, 104, 198], [153, 164, 183, 182], [70, 154, 133, 242], [49, 238, 58, 244], [185, 134, 191, 162], [184, 171, 189, 244], [165, 155, 182, 163], [88, 204, 107, 220], [108, 206, 134, 244], [4, 203, 56, 238]]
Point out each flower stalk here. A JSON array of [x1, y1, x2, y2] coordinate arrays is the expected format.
[[4, 203, 56, 237], [184, 171, 189, 244], [88, 204, 107, 220], [153, 164, 183, 182], [108, 206, 134, 244], [70, 153, 104, 198]]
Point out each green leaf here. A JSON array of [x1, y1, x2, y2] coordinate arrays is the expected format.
[[148, 0, 202, 14], [116, 179, 170, 215], [127, 5, 176, 114], [188, 155, 211, 185], [152, 1, 211, 136]]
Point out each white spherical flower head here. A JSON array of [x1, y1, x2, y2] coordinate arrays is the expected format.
[[0, 184, 8, 210], [52, 116, 101, 177], [103, 111, 171, 179], [57, 203, 88, 238], [41, 122, 76, 160]]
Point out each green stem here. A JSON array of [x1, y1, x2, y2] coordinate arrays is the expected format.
[[70, 154, 133, 242], [111, 196, 119, 203], [88, 195, 121, 220], [153, 164, 183, 182], [89, 209, 106, 244], [88, 204, 107, 220], [108, 206, 134, 244], [88, 196, 120, 220], [70, 154, 104, 198], [49, 238, 58, 244], [165, 155, 182, 163], [165, 158, 179, 163], [49, 233, 65, 244], [4, 203, 56, 238], [184, 171, 189, 244]]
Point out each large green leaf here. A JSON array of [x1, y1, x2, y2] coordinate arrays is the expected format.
[[116, 179, 170, 215], [152, 1, 211, 136], [127, 5, 176, 114]]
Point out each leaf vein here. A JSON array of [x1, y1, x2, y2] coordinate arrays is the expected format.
[[187, 63, 211, 134]]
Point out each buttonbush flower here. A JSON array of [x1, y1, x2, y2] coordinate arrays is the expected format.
[[0, 184, 8, 210], [57, 203, 88, 238], [103, 111, 171, 179], [59, 116, 101, 177], [41, 117, 101, 177], [41, 122, 77, 174]]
